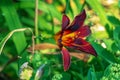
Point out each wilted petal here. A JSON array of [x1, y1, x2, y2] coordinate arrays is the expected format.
[[67, 10, 86, 31], [62, 14, 70, 30], [76, 25, 91, 38], [61, 47, 71, 71], [71, 38, 97, 56]]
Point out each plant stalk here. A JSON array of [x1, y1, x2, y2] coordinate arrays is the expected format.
[[35, 0, 39, 44]]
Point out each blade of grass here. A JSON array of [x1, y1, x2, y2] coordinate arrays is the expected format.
[[74, 0, 84, 12], [0, 28, 33, 55], [70, 0, 78, 16], [65, 0, 70, 14], [0, 0, 27, 54]]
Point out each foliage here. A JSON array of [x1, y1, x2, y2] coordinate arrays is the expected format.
[[0, 0, 120, 80]]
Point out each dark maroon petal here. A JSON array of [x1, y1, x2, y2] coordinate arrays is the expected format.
[[71, 38, 97, 56], [76, 25, 91, 38], [61, 47, 71, 71], [62, 14, 70, 30], [67, 10, 86, 31]]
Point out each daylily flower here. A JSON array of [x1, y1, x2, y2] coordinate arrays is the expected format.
[[55, 10, 97, 71]]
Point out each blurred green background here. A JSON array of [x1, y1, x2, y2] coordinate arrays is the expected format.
[[0, 0, 120, 80]]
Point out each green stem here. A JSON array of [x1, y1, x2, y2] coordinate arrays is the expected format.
[[35, 0, 39, 43]]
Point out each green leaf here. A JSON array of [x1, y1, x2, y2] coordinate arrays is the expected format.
[[41, 64, 51, 79], [103, 39, 119, 53], [95, 71, 104, 80], [62, 72, 71, 80], [87, 67, 97, 80], [0, 28, 33, 55], [113, 26, 120, 50], [103, 64, 112, 77], [21, 17, 34, 27], [39, 1, 62, 21], [74, 0, 83, 12], [91, 42, 117, 63], [18, 1, 35, 9], [107, 16, 120, 26], [65, 0, 70, 14], [0, 0, 27, 54], [70, 71, 84, 80], [47, 5, 62, 21]]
